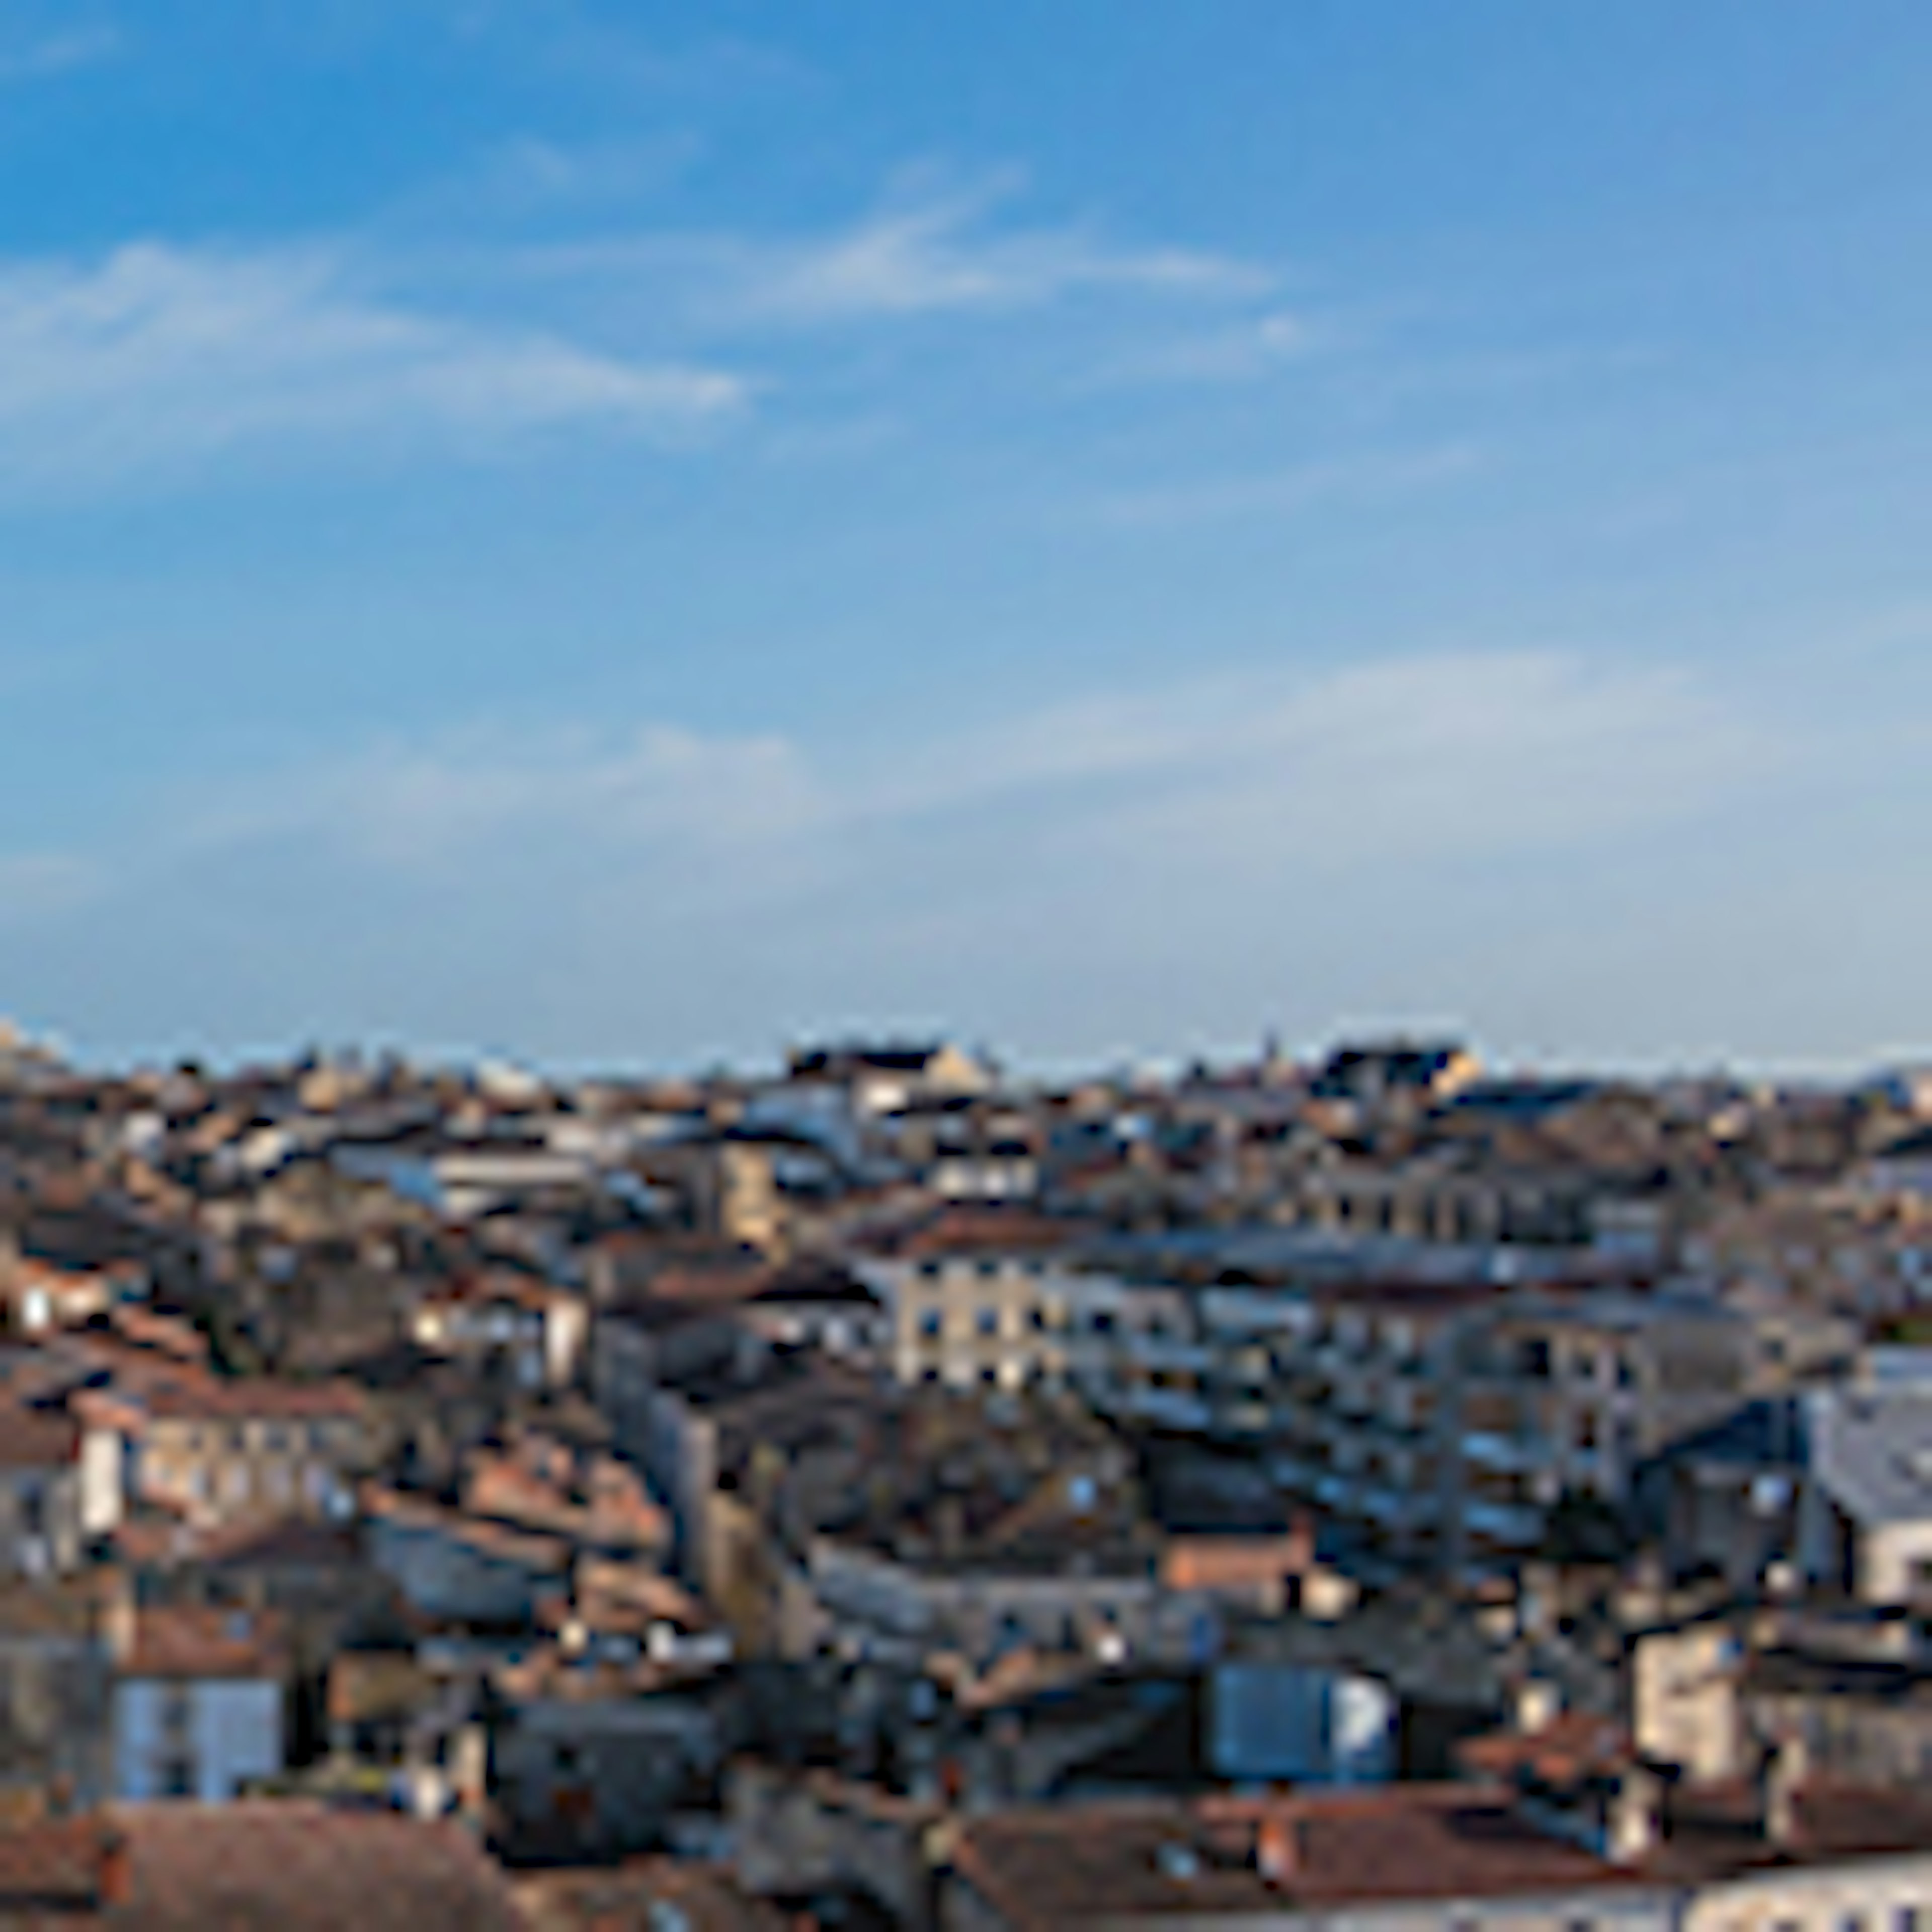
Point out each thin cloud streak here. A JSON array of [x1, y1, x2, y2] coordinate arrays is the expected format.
[[732, 189, 1266, 323], [496, 180, 1272, 332], [8, 647, 1778, 916], [0, 650, 1798, 1061], [0, 241, 747, 493]]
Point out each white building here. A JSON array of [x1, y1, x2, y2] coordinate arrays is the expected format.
[[111, 1603, 287, 1802]]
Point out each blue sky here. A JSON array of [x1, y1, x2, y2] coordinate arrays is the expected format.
[[0, 1, 1929, 1074]]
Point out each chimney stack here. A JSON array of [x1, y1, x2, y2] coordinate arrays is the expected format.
[[97, 1827, 131, 1907], [1256, 1812, 1302, 1886], [98, 1569, 136, 1666], [1606, 1766, 1661, 1864], [1765, 1733, 1810, 1849], [1514, 1676, 1561, 1735]]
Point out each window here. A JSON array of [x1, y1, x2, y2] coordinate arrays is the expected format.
[[977, 1308, 1000, 1337], [918, 1311, 942, 1339], [159, 1755, 196, 1798]]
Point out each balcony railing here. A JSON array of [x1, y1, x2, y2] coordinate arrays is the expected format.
[[1460, 1429, 1543, 1474], [1462, 1498, 1544, 1544]]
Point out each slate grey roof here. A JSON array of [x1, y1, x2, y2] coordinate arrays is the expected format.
[[1809, 1383, 1932, 1526]]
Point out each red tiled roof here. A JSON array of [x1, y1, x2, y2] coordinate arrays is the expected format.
[[120, 1604, 289, 1681], [0, 1813, 110, 1909], [954, 1787, 1660, 1930], [140, 1374, 366, 1424], [1459, 1711, 1636, 1786], [1263, 1784, 1649, 1905], [111, 1801, 522, 1930], [516, 1858, 788, 1931], [890, 1208, 1078, 1259], [0, 1400, 78, 1469]]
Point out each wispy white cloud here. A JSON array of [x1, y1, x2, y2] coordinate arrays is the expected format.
[[117, 648, 1773, 896], [0, 22, 122, 82], [1034, 652, 1770, 872], [512, 178, 1270, 331], [215, 719, 827, 867], [849, 650, 1771, 858], [0, 649, 1786, 1056], [731, 185, 1265, 323], [1097, 308, 1327, 387], [0, 241, 746, 491]]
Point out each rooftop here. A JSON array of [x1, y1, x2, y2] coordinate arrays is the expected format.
[[951, 1784, 1659, 1929], [120, 1603, 290, 1681]]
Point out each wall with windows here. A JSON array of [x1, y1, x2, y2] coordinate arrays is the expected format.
[[113, 1675, 283, 1801], [1684, 1855, 1932, 1932]]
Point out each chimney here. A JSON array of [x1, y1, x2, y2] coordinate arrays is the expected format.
[[1285, 1511, 1316, 1576], [97, 1827, 132, 1907], [1514, 1677, 1561, 1735], [1606, 1766, 1661, 1864], [1764, 1733, 1809, 1849], [450, 1723, 488, 1831], [98, 1569, 136, 1666], [1256, 1812, 1302, 1886]]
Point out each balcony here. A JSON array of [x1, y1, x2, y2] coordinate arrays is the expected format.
[[1358, 1485, 1428, 1528], [1460, 1430, 1542, 1474], [1213, 1399, 1275, 1437], [1462, 1499, 1544, 1545], [1124, 1386, 1212, 1431], [1125, 1334, 1214, 1375]]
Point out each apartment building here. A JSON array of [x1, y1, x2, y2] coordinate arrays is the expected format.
[[856, 1213, 1090, 1392], [1446, 1290, 1757, 1572], [110, 1602, 289, 1802], [74, 1370, 373, 1534], [1041, 1262, 1763, 1580], [1289, 1152, 1604, 1247], [1267, 1282, 1491, 1573]]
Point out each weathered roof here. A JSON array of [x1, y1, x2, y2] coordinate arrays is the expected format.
[[120, 1604, 289, 1681], [516, 1859, 788, 1932], [110, 1801, 522, 1929], [0, 1399, 78, 1469], [951, 1786, 1657, 1930], [1810, 1383, 1932, 1526]]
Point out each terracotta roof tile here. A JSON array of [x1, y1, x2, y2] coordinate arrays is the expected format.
[[110, 1801, 522, 1930], [953, 1787, 1663, 1930], [120, 1604, 289, 1681]]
